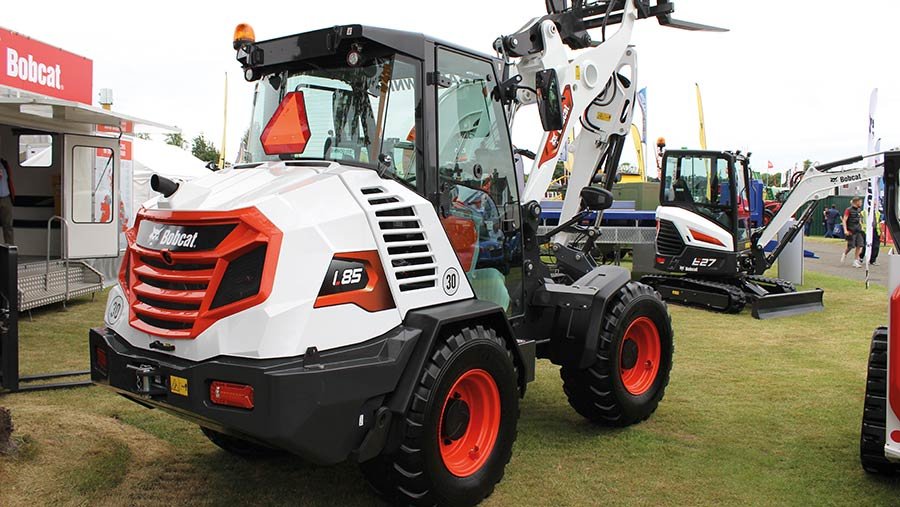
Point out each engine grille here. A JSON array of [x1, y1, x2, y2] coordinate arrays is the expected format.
[[362, 187, 437, 292], [656, 220, 686, 257], [121, 208, 281, 339]]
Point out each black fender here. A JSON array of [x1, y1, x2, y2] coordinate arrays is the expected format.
[[360, 299, 534, 460], [531, 266, 631, 369]]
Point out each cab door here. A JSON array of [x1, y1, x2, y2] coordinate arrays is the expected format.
[[433, 47, 524, 316], [62, 135, 119, 259]]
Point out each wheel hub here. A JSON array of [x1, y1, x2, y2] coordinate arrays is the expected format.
[[441, 395, 471, 442], [620, 339, 639, 370], [437, 369, 501, 478], [619, 317, 662, 396]]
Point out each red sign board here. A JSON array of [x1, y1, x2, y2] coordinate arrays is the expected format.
[[97, 120, 135, 134], [0, 27, 93, 105], [120, 139, 132, 161]]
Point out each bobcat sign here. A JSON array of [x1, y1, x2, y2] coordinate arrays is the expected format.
[[0, 27, 92, 105]]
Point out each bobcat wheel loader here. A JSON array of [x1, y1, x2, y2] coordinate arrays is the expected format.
[[88, 1, 720, 504]]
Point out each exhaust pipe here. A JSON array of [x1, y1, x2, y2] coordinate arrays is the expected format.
[[150, 174, 179, 197]]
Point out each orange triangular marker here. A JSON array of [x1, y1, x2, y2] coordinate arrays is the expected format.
[[260, 91, 312, 155]]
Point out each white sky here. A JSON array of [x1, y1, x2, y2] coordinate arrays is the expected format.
[[5, 0, 900, 177]]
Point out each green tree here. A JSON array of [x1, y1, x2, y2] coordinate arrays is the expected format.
[[552, 161, 566, 181], [191, 134, 221, 167], [803, 159, 813, 171], [165, 132, 186, 148], [135, 133, 151, 140]]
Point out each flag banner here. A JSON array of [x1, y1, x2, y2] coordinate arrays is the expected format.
[[637, 87, 648, 142], [695, 83, 707, 150], [631, 124, 645, 179], [864, 88, 878, 287]]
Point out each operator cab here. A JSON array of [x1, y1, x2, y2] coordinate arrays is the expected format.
[[660, 150, 753, 253], [236, 25, 525, 315]]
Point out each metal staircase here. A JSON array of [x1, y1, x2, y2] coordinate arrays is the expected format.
[[17, 260, 103, 311]]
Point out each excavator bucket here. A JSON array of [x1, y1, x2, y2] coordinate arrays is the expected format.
[[750, 288, 825, 320]]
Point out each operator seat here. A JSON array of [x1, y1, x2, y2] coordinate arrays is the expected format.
[[672, 176, 692, 203]]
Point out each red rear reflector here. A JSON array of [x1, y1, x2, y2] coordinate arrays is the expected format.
[[260, 91, 311, 155], [95, 347, 108, 373], [210, 381, 255, 410], [656, 257, 666, 264]]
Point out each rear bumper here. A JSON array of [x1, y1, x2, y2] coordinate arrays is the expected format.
[[89, 325, 420, 465]]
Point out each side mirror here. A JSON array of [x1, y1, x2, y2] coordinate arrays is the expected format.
[[150, 174, 179, 198], [580, 186, 614, 211], [536, 69, 564, 132]]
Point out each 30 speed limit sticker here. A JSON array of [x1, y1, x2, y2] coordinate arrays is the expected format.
[[443, 268, 460, 296]]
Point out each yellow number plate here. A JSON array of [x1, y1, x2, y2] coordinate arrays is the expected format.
[[170, 375, 189, 397]]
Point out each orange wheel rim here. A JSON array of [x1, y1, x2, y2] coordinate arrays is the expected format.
[[437, 369, 501, 477], [619, 317, 661, 396]]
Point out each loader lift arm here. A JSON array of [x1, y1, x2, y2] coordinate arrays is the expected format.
[[496, 0, 724, 231]]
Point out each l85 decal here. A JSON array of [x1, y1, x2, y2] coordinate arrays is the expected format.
[[319, 259, 369, 296], [314, 251, 396, 313]]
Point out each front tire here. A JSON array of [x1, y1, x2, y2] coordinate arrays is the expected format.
[[560, 282, 674, 426], [860, 327, 900, 474], [360, 326, 519, 506]]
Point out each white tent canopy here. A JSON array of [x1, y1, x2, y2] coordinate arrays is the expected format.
[[132, 138, 210, 209]]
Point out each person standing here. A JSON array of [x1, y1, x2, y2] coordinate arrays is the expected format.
[[841, 197, 864, 268], [824, 204, 839, 238], [0, 158, 14, 245]]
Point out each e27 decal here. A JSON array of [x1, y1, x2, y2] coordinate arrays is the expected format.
[[691, 258, 718, 268]]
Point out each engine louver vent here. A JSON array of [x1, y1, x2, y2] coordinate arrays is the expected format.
[[361, 187, 437, 292], [657, 220, 685, 257]]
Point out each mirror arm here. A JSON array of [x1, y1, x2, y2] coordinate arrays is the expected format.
[[538, 209, 590, 244]]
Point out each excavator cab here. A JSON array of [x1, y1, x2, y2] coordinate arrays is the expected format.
[[659, 150, 753, 257]]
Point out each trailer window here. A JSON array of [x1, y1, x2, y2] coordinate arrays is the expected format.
[[71, 146, 114, 224], [19, 134, 53, 167]]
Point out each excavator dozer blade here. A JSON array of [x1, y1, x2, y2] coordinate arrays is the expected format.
[[750, 288, 824, 320]]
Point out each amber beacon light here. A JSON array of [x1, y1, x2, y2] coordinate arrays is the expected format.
[[233, 23, 256, 49]]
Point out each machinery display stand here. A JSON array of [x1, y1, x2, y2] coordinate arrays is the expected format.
[[1, 244, 91, 393]]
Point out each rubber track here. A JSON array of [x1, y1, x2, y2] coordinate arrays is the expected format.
[[860, 327, 900, 474], [746, 274, 796, 294], [641, 274, 746, 314]]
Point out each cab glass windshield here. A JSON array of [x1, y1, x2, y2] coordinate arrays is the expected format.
[[243, 54, 419, 184], [663, 153, 734, 232]]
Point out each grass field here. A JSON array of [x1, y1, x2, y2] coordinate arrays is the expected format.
[[2, 271, 899, 506]]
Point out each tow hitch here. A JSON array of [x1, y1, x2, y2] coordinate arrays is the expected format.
[[126, 363, 167, 397]]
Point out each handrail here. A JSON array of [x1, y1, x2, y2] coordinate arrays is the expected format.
[[45, 216, 69, 301]]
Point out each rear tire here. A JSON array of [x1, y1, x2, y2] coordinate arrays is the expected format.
[[360, 326, 519, 506], [860, 327, 900, 474], [200, 427, 283, 458], [560, 282, 674, 426]]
